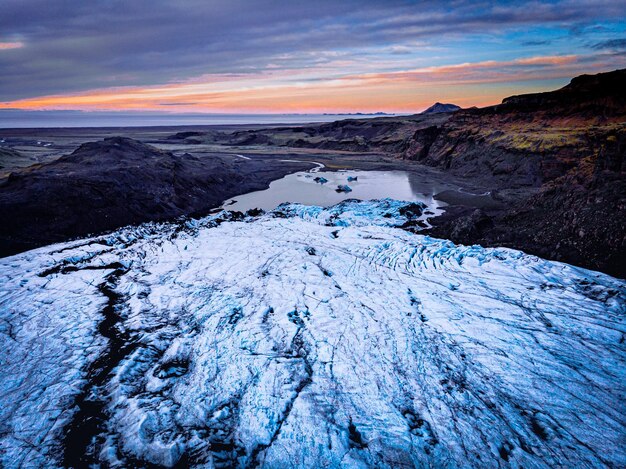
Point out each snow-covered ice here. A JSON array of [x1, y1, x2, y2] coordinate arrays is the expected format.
[[0, 199, 624, 467]]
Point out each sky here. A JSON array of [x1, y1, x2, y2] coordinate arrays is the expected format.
[[1, 0, 625, 115]]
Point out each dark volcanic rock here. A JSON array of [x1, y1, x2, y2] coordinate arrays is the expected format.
[[0, 137, 307, 257], [449, 209, 494, 239], [0, 147, 24, 166], [500, 69, 626, 119], [431, 171, 626, 278], [166, 131, 204, 140], [0, 147, 34, 172], [429, 128, 626, 277]]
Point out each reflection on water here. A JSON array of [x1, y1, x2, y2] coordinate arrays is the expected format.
[[223, 170, 456, 216]]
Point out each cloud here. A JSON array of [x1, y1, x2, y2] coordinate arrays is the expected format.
[[592, 38, 626, 50], [522, 40, 552, 46], [0, 41, 23, 50]]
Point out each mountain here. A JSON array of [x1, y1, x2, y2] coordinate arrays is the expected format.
[[421, 102, 461, 114], [1, 199, 623, 467]]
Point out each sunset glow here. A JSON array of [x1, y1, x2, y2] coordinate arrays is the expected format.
[[3, 52, 624, 114]]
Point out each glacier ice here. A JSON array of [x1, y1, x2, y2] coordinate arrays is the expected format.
[[0, 200, 624, 467]]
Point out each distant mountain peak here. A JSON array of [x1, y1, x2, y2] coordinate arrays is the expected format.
[[422, 102, 461, 114]]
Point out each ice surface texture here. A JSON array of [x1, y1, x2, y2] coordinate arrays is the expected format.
[[0, 199, 624, 467]]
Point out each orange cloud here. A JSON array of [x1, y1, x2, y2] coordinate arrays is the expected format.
[[0, 41, 24, 50]]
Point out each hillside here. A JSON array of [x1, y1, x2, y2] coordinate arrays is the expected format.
[[0, 137, 311, 256]]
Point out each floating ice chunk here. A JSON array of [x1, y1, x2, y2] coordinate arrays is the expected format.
[[274, 198, 426, 229]]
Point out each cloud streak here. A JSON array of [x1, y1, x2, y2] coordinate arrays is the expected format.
[[592, 38, 626, 50], [0, 42, 23, 50]]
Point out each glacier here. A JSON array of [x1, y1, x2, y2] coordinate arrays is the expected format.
[[0, 199, 624, 468]]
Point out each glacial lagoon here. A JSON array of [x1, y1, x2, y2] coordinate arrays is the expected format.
[[223, 168, 456, 217]]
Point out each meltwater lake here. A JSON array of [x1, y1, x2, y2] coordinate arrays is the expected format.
[[222, 168, 457, 216]]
